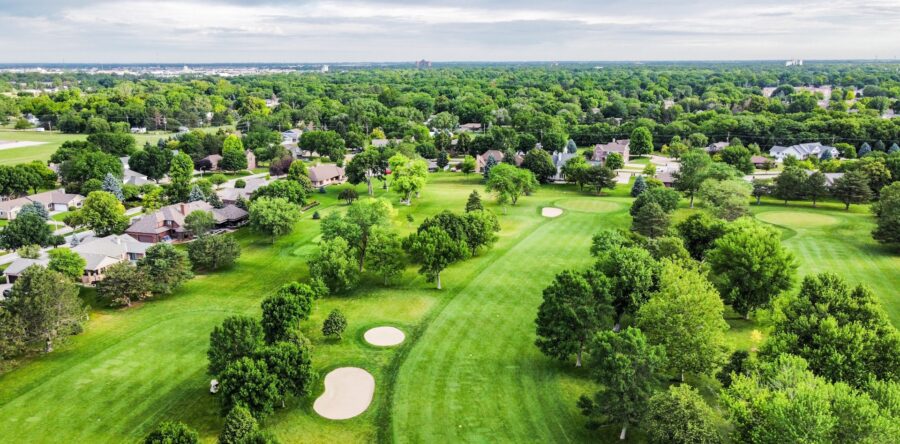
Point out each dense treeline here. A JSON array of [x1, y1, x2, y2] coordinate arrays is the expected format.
[[4, 64, 900, 156]]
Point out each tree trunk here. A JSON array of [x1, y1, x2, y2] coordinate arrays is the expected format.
[[620, 423, 628, 440], [613, 322, 621, 333], [812, 198, 817, 208], [681, 371, 685, 382], [689, 193, 695, 208], [756, 196, 762, 205], [367, 178, 373, 196], [45, 337, 53, 353], [436, 273, 442, 290], [744, 312, 751, 321], [576, 344, 583, 367]]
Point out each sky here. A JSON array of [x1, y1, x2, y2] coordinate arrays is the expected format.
[[1, 0, 900, 63]]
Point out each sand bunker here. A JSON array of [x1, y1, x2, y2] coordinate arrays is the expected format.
[[364, 326, 405, 346], [0, 141, 47, 150], [542, 207, 563, 218], [313, 367, 375, 420]]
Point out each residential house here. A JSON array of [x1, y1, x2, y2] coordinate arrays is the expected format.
[[123, 168, 152, 186], [245, 150, 257, 170], [216, 177, 272, 205], [125, 201, 248, 243], [751, 156, 771, 169], [70, 234, 152, 284], [197, 150, 256, 171], [458, 123, 483, 133], [592, 139, 630, 163], [656, 170, 676, 188], [769, 142, 838, 161], [0, 190, 84, 220], [2, 234, 153, 285], [551, 151, 588, 182], [24, 113, 41, 127], [130, 127, 148, 134], [804, 170, 845, 186], [475, 150, 523, 173], [707, 141, 729, 153], [281, 129, 302, 144], [3, 258, 50, 284], [308, 164, 347, 187]]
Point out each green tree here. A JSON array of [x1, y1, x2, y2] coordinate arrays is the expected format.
[[720, 145, 754, 174], [535, 269, 613, 367], [102, 172, 124, 201], [389, 154, 429, 205], [629, 127, 653, 156], [48, 248, 86, 281], [219, 357, 280, 417], [697, 178, 752, 221], [138, 243, 193, 295], [261, 289, 313, 344], [308, 237, 359, 293], [761, 273, 900, 387], [485, 163, 538, 207], [561, 156, 589, 188], [322, 309, 348, 339], [873, 182, 900, 244], [465, 190, 483, 212], [130, 144, 173, 182], [774, 166, 808, 204], [221, 135, 248, 172], [645, 385, 722, 444], [463, 210, 500, 255], [366, 228, 405, 285], [636, 260, 729, 380], [219, 406, 260, 444], [300, 130, 346, 162], [5, 266, 86, 352], [208, 315, 265, 376], [605, 152, 624, 170], [578, 327, 666, 440], [832, 169, 873, 210], [673, 150, 711, 207], [630, 186, 680, 216], [676, 212, 727, 260], [77, 191, 129, 236], [185, 210, 216, 236], [631, 201, 670, 238], [257, 341, 315, 403], [252, 180, 309, 206], [404, 225, 468, 289], [249, 197, 299, 243], [187, 185, 205, 202], [593, 246, 658, 327], [169, 152, 194, 202], [584, 165, 617, 195], [722, 354, 897, 444], [805, 171, 829, 207], [0, 213, 55, 249], [521, 148, 556, 183], [630, 175, 647, 197], [706, 218, 796, 318], [96, 262, 152, 307], [751, 178, 774, 205], [144, 421, 199, 444], [436, 150, 449, 169], [460, 155, 476, 175], [187, 234, 241, 271]]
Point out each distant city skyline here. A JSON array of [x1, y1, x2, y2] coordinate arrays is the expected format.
[[1, 0, 899, 63]]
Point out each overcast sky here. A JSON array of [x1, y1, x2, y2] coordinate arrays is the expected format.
[[1, 0, 899, 63]]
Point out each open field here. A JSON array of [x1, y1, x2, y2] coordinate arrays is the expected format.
[[0, 173, 898, 443], [0, 126, 233, 166]]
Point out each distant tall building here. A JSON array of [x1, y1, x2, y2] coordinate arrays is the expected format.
[[416, 59, 432, 69], [320, 64, 329, 73], [785, 59, 804, 67]]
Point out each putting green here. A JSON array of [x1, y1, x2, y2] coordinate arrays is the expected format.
[[756, 211, 839, 228], [554, 197, 623, 213]]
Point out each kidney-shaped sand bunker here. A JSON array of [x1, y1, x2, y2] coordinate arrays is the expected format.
[[313, 367, 375, 420]]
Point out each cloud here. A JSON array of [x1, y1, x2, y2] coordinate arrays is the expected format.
[[0, 0, 899, 62]]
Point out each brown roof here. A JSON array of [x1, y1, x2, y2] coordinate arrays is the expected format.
[[308, 164, 345, 182], [127, 201, 247, 234]]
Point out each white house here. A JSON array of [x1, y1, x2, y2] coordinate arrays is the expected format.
[[769, 143, 839, 161]]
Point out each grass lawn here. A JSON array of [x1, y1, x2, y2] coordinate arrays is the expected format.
[[0, 126, 234, 166], [1, 173, 898, 443]]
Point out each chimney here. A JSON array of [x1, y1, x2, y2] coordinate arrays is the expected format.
[[180, 203, 187, 215]]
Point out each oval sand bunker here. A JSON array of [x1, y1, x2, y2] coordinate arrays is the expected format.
[[313, 367, 375, 420], [542, 207, 563, 218], [364, 326, 406, 346]]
